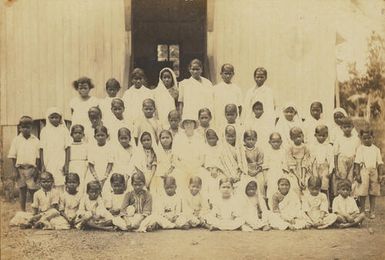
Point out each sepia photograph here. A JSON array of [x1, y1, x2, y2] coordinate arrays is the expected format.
[[0, 0, 384, 259]]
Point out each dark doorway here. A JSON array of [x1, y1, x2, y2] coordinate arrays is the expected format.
[[132, 0, 207, 87]]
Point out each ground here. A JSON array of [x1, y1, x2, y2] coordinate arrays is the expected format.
[[1, 197, 384, 260]]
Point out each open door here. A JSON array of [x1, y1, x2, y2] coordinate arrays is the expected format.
[[132, 0, 207, 87]]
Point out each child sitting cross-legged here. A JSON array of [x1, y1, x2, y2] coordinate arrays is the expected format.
[[179, 176, 210, 229], [75, 181, 113, 230], [119, 170, 152, 231], [332, 179, 365, 228], [138, 176, 184, 232], [10, 172, 70, 230], [301, 176, 337, 229]]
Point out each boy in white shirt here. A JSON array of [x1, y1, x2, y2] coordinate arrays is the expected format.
[[353, 127, 385, 219], [8, 116, 40, 211]]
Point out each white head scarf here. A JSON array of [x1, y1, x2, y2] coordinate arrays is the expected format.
[[45, 107, 66, 129]]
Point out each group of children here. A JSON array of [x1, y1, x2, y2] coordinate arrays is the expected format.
[[8, 59, 384, 232]]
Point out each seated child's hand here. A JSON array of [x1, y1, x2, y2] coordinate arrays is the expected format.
[[126, 206, 136, 217], [110, 209, 120, 216]]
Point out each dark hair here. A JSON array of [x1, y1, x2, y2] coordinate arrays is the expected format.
[[244, 130, 257, 140], [315, 125, 328, 135], [131, 68, 146, 79], [65, 173, 80, 184], [88, 106, 102, 118], [40, 171, 54, 182], [189, 176, 202, 186], [110, 173, 125, 185], [189, 59, 203, 69], [94, 125, 108, 136], [337, 179, 352, 191], [140, 131, 152, 143], [105, 78, 121, 90], [307, 176, 322, 189], [198, 108, 212, 119], [277, 177, 290, 186], [70, 124, 85, 136], [339, 117, 353, 127], [159, 129, 173, 141], [111, 98, 124, 108], [118, 127, 131, 138], [86, 181, 101, 193], [225, 104, 237, 113], [163, 176, 176, 186], [253, 67, 267, 77], [220, 63, 234, 73], [225, 125, 236, 135], [310, 102, 323, 112], [360, 126, 374, 137], [143, 98, 155, 107], [252, 101, 263, 110], [219, 177, 233, 187], [168, 109, 181, 120], [72, 77, 94, 90], [269, 132, 282, 140], [19, 116, 33, 127], [289, 127, 303, 139], [131, 170, 146, 185]]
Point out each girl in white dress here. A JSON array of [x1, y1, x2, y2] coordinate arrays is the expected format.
[[40, 107, 71, 190], [59, 173, 82, 228], [68, 125, 88, 192], [87, 126, 114, 189], [69, 77, 99, 127], [205, 177, 245, 231]]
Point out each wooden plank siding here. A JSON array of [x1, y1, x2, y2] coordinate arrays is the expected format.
[[207, 0, 336, 121], [0, 0, 126, 126]]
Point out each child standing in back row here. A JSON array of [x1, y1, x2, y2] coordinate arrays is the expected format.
[[8, 116, 40, 211], [213, 64, 243, 128], [178, 59, 213, 117], [122, 68, 154, 125], [40, 107, 71, 191], [99, 78, 121, 126], [154, 67, 179, 127], [353, 127, 385, 219], [70, 77, 99, 127]]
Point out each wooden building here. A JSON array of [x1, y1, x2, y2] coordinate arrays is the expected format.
[[0, 0, 338, 177]]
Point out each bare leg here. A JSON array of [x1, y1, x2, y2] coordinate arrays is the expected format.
[[369, 195, 376, 218], [358, 196, 366, 213], [19, 187, 27, 211]]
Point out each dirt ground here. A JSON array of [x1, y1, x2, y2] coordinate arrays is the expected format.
[[1, 196, 384, 260]]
